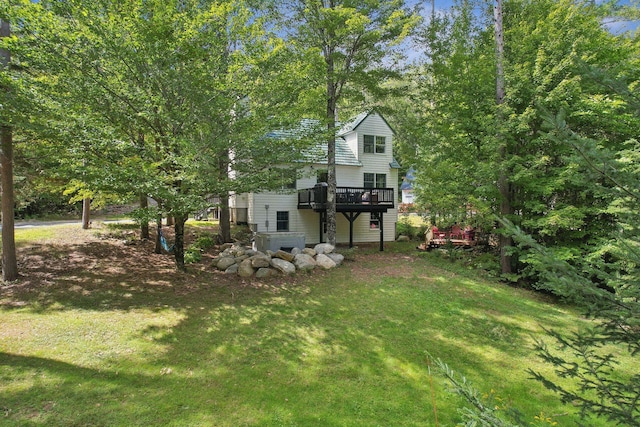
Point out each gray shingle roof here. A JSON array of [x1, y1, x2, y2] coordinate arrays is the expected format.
[[337, 111, 369, 136], [307, 136, 362, 167]]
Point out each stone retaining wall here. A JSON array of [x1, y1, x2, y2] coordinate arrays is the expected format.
[[212, 243, 344, 278]]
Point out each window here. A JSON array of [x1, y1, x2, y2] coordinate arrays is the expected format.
[[364, 135, 375, 153], [364, 135, 386, 154], [364, 173, 375, 188], [370, 212, 381, 230], [276, 211, 289, 231], [364, 173, 386, 188]]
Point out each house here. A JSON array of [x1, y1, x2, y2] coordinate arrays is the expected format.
[[400, 166, 416, 205], [229, 111, 400, 250]]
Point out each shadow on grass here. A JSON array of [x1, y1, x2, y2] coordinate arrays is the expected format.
[[0, 233, 586, 426]]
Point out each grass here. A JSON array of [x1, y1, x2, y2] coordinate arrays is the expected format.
[[0, 224, 637, 426]]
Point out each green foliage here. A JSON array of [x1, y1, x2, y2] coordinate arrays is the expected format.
[[128, 207, 161, 228], [396, 1, 640, 424], [6, 0, 321, 269], [183, 248, 202, 264], [395, 0, 640, 284], [184, 233, 216, 264], [503, 218, 640, 426], [396, 216, 422, 240]]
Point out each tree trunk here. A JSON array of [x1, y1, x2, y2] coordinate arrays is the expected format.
[[494, 0, 512, 275], [217, 148, 232, 244], [325, 48, 337, 246], [81, 197, 91, 229], [139, 193, 149, 239], [155, 215, 162, 254], [1, 20, 17, 282], [173, 213, 188, 272], [218, 193, 232, 244], [1, 125, 17, 282]]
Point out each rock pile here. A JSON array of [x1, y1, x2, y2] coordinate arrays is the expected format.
[[212, 243, 344, 278]]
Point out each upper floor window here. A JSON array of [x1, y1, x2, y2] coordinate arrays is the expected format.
[[364, 135, 386, 154]]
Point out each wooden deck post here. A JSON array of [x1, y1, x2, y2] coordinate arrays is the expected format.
[[379, 212, 384, 252]]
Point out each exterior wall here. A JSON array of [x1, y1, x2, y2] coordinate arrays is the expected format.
[[229, 192, 249, 224], [402, 189, 414, 204], [354, 113, 394, 168], [341, 112, 398, 244]]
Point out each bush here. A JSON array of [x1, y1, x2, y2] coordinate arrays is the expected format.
[[184, 248, 202, 264], [184, 233, 216, 264], [396, 217, 424, 240]]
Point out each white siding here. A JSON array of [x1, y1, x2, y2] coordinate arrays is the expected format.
[[250, 191, 299, 233], [229, 192, 248, 209]]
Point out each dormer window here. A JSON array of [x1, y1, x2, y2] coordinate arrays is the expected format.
[[364, 135, 386, 154]]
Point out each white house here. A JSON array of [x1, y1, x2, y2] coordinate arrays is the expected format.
[[229, 111, 400, 250]]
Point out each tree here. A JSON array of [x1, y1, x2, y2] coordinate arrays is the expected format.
[[284, 0, 419, 245], [395, 0, 496, 230], [416, 1, 640, 424], [0, 18, 18, 282], [403, 0, 639, 282], [494, 0, 512, 275], [10, 0, 310, 270]]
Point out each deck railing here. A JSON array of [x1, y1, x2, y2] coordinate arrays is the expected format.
[[298, 185, 394, 209]]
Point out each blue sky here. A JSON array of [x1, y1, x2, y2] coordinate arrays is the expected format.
[[410, 0, 639, 34]]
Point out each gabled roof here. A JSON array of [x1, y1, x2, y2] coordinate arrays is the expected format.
[[337, 111, 369, 136], [337, 110, 396, 136], [305, 136, 362, 167], [269, 118, 361, 167], [400, 166, 415, 190]]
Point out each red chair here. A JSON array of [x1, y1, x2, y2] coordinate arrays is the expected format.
[[433, 226, 447, 239], [450, 224, 463, 239]]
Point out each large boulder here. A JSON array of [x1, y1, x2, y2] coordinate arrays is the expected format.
[[230, 245, 246, 257], [255, 267, 275, 279], [234, 254, 250, 263], [326, 253, 344, 266], [274, 250, 295, 262], [313, 243, 335, 255], [216, 256, 236, 271], [250, 253, 271, 268], [270, 258, 296, 275], [302, 247, 317, 257], [224, 264, 239, 275], [293, 253, 317, 271], [237, 259, 255, 278], [315, 253, 337, 270]]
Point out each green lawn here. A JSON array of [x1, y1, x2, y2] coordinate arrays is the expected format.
[[0, 224, 635, 426]]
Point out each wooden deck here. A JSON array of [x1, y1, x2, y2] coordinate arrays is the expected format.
[[297, 186, 394, 211], [419, 227, 477, 250], [297, 185, 395, 251]]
